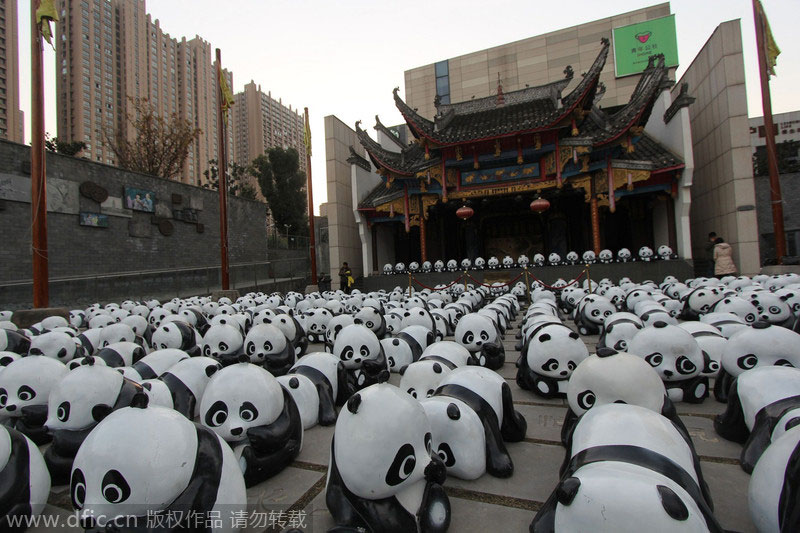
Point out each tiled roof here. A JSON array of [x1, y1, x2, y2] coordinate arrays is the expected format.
[[358, 180, 405, 209], [616, 132, 683, 170], [355, 121, 439, 176]]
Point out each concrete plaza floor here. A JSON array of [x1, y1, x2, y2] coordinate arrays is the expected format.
[[36, 310, 755, 533]]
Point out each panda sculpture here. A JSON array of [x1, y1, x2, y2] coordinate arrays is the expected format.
[[354, 305, 387, 339], [680, 286, 725, 321], [395, 262, 407, 274], [200, 361, 303, 487], [582, 251, 596, 265], [28, 330, 83, 362], [303, 308, 333, 343], [0, 355, 68, 444], [0, 329, 31, 355], [487, 257, 500, 270], [658, 245, 676, 260], [700, 312, 749, 339], [433, 260, 445, 273], [748, 425, 800, 533], [677, 322, 725, 378], [473, 257, 485, 270], [597, 312, 643, 351], [383, 264, 394, 275], [548, 253, 561, 266], [325, 384, 451, 533], [142, 356, 221, 419], [262, 312, 308, 358], [290, 351, 348, 413], [382, 332, 424, 373], [750, 291, 795, 328], [638, 246, 655, 262], [617, 248, 632, 262], [446, 259, 458, 272], [150, 320, 201, 356], [598, 249, 614, 264], [0, 425, 51, 528], [70, 397, 247, 531], [565, 251, 579, 265], [454, 313, 504, 370], [69, 341, 146, 370], [242, 323, 295, 376], [517, 322, 588, 399], [502, 256, 515, 269], [202, 324, 245, 366], [574, 295, 615, 336], [628, 322, 712, 404], [421, 261, 432, 273], [522, 254, 534, 267], [332, 324, 390, 396], [460, 258, 472, 271], [118, 348, 189, 382], [711, 296, 759, 325], [324, 314, 356, 353], [424, 366, 527, 479], [409, 261, 420, 273]]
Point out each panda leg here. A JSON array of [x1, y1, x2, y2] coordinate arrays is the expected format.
[[499, 382, 527, 442], [316, 383, 338, 426]]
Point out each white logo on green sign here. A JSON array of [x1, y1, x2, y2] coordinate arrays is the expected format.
[[613, 14, 679, 77]]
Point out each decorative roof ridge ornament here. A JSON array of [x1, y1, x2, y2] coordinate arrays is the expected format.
[[374, 115, 405, 149], [563, 65, 574, 79], [663, 83, 696, 124]]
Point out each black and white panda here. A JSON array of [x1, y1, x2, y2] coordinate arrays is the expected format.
[[201, 324, 245, 366], [354, 306, 387, 339], [242, 323, 295, 376], [714, 365, 800, 473], [302, 308, 333, 343], [68, 341, 146, 370], [677, 322, 725, 378], [0, 356, 68, 444], [424, 366, 527, 479], [118, 348, 189, 382], [748, 425, 800, 533], [326, 383, 451, 533], [150, 320, 201, 356], [454, 313, 504, 370], [628, 322, 711, 403], [597, 312, 643, 351], [27, 330, 83, 362], [291, 351, 349, 411], [750, 291, 795, 328], [262, 312, 308, 358], [332, 324, 390, 396], [142, 356, 221, 419], [200, 361, 303, 487], [324, 314, 356, 353], [680, 286, 725, 320], [382, 331, 425, 373], [0, 329, 30, 355], [711, 296, 759, 325], [700, 311, 749, 339], [70, 398, 247, 531], [43, 360, 143, 484], [276, 374, 323, 429], [532, 404, 723, 533], [0, 425, 51, 528], [714, 321, 800, 402], [517, 323, 588, 399], [574, 295, 615, 335]]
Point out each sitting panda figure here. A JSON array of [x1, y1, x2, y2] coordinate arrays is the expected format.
[[748, 425, 800, 533], [43, 361, 144, 484], [242, 323, 295, 376], [382, 331, 425, 373], [200, 361, 303, 487], [28, 330, 83, 362], [71, 397, 247, 530], [548, 253, 562, 266], [502, 256, 515, 269], [395, 262, 407, 274], [565, 251, 579, 265], [658, 245, 676, 260], [433, 260, 445, 273], [597, 312, 643, 351], [530, 254, 543, 267], [581, 250, 596, 265], [638, 246, 655, 262], [460, 258, 472, 271], [446, 259, 458, 272], [0, 356, 68, 444], [326, 384, 451, 533], [574, 294, 615, 336], [421, 261, 432, 273], [142, 356, 221, 419], [150, 320, 201, 356], [302, 307, 333, 344], [262, 312, 308, 358], [598, 249, 613, 264], [714, 366, 800, 473], [354, 306, 387, 339], [562, 348, 688, 445], [454, 313, 504, 370], [628, 322, 712, 403], [517, 323, 589, 399], [383, 264, 394, 275], [117, 348, 189, 382], [714, 322, 800, 402], [202, 324, 245, 366], [750, 292, 795, 328], [487, 257, 500, 270], [532, 403, 720, 533], [519, 254, 532, 268], [408, 261, 420, 273], [617, 247, 632, 262], [400, 340, 475, 399], [324, 315, 356, 353], [423, 366, 527, 480], [473, 257, 486, 270], [0, 425, 51, 527], [333, 325, 390, 396], [677, 322, 725, 378]]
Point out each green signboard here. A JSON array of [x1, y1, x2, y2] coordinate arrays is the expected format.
[[613, 14, 679, 77]]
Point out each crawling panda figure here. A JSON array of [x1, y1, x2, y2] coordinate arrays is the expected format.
[[454, 313, 505, 370], [28, 330, 83, 362], [597, 312, 643, 351], [382, 329, 426, 373], [325, 384, 451, 533], [0, 329, 31, 355], [628, 322, 712, 403], [617, 248, 632, 262], [409, 262, 420, 273], [383, 264, 394, 275], [421, 261, 432, 273], [423, 366, 527, 480], [263, 312, 308, 358], [714, 366, 800, 473], [548, 253, 561, 266], [202, 324, 245, 366], [582, 251, 596, 265], [446, 259, 458, 272], [70, 397, 247, 531], [460, 258, 472, 271], [598, 249, 613, 264], [354, 306, 387, 339], [658, 245, 676, 260], [333, 325, 390, 396], [502, 256, 515, 269], [565, 251, 579, 265], [302, 308, 334, 344], [487, 257, 500, 270], [141, 357, 221, 419], [0, 356, 68, 444], [681, 286, 725, 321], [517, 323, 589, 399], [574, 295, 615, 335], [639, 246, 655, 262], [748, 425, 800, 533], [0, 425, 51, 528], [472, 257, 485, 270], [118, 348, 189, 382], [395, 262, 407, 274], [291, 351, 349, 412], [150, 320, 201, 356], [324, 315, 356, 353], [520, 254, 533, 267], [200, 361, 303, 487], [433, 260, 445, 273], [242, 323, 295, 376]]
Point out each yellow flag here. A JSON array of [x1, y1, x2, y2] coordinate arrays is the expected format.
[[36, 0, 59, 47], [757, 0, 781, 76], [219, 70, 234, 122], [303, 114, 312, 156]]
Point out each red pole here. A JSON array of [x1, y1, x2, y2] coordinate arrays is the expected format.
[[31, 0, 49, 308], [216, 49, 230, 290], [304, 108, 318, 284], [753, 0, 786, 262]]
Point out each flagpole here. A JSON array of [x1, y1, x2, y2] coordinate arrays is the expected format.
[[304, 107, 318, 285], [31, 0, 49, 308], [753, 0, 786, 262], [215, 48, 230, 290]]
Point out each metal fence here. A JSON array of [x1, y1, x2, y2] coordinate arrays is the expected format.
[[266, 232, 310, 250]]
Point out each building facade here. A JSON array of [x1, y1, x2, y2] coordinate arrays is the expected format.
[[0, 0, 23, 142], [55, 0, 232, 186]]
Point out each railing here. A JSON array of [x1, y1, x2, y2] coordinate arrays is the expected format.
[[266, 232, 310, 250]]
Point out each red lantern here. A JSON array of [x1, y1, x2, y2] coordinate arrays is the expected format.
[[530, 197, 550, 213], [456, 205, 474, 220]]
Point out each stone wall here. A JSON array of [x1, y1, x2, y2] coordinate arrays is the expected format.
[[0, 139, 273, 305], [755, 172, 800, 261]]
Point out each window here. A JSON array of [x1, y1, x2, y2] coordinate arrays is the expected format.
[[434, 60, 450, 105]]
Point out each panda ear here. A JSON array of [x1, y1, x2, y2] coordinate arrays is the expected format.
[[141, 382, 152, 391], [399, 364, 409, 375], [205, 365, 219, 377], [237, 354, 250, 364], [289, 377, 300, 389], [433, 363, 443, 374], [92, 403, 113, 422], [657, 485, 689, 521], [353, 318, 362, 325], [347, 393, 361, 414], [446, 403, 460, 420], [131, 392, 149, 409], [569, 332, 580, 340], [556, 477, 581, 505]]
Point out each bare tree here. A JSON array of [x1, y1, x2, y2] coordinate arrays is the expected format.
[[102, 97, 202, 179]]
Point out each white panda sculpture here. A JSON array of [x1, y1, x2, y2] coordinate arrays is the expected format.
[[597, 312, 643, 351], [521, 254, 533, 267], [27, 330, 83, 362], [70, 398, 247, 531], [290, 351, 348, 413], [617, 247, 632, 262], [395, 262, 407, 274], [0, 327, 29, 355], [434, 260, 445, 273], [447, 259, 458, 272], [460, 258, 472, 271], [118, 348, 189, 382], [142, 356, 221, 419], [332, 324, 390, 396], [354, 306, 387, 339], [517, 322, 588, 398], [677, 322, 725, 378], [565, 251, 579, 265], [638, 246, 654, 261], [748, 425, 800, 533], [383, 263, 394, 275], [0, 425, 51, 527], [574, 294, 615, 335], [242, 323, 295, 376], [325, 383, 451, 533], [150, 320, 201, 356], [201, 324, 245, 366], [454, 313, 504, 370], [421, 261, 432, 273], [598, 249, 613, 264], [71, 341, 146, 370], [262, 312, 308, 358], [487, 257, 500, 270], [200, 361, 303, 487], [502, 256, 515, 269], [409, 261, 420, 273], [473, 257, 486, 270], [548, 253, 562, 266], [582, 250, 596, 264], [658, 244, 676, 260]]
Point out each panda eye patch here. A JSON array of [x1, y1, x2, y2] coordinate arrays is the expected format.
[[462, 332, 474, 344], [775, 359, 794, 367], [218, 342, 229, 352], [239, 401, 259, 422], [567, 361, 576, 371], [407, 388, 417, 398], [263, 341, 273, 352], [645, 353, 663, 367], [542, 359, 559, 372], [538, 334, 551, 342], [577, 390, 596, 410], [71, 468, 86, 509], [737, 354, 758, 370], [676, 356, 696, 375], [0, 388, 6, 407], [385, 443, 417, 486], [341, 347, 354, 360], [437, 443, 456, 467], [480, 331, 489, 341], [424, 432, 432, 454], [246, 342, 256, 355], [17, 385, 36, 402], [101, 469, 131, 504], [205, 401, 228, 427], [57, 401, 71, 422], [359, 345, 370, 357]]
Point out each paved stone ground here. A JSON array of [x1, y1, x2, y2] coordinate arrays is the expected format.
[[35, 309, 756, 533]]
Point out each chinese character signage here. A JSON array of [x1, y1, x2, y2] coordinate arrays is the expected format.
[[613, 14, 679, 77]]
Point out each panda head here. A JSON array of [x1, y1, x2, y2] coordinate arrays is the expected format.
[[628, 323, 704, 382], [333, 384, 432, 500], [720, 323, 800, 377], [332, 325, 382, 369], [567, 349, 666, 415], [487, 257, 499, 267], [147, 307, 171, 329], [151, 320, 196, 352], [46, 364, 130, 431], [502, 256, 514, 266], [0, 356, 68, 417], [454, 314, 497, 353], [474, 258, 485, 268], [354, 306, 382, 333], [401, 307, 435, 332], [580, 297, 615, 326], [243, 324, 287, 363], [200, 363, 284, 443], [201, 324, 244, 359], [28, 331, 80, 361], [751, 293, 793, 324], [382, 337, 415, 372], [325, 315, 356, 348], [420, 397, 485, 480], [69, 310, 88, 329], [639, 246, 654, 258], [99, 323, 138, 348], [400, 360, 452, 399], [460, 259, 471, 269], [617, 248, 631, 259], [525, 324, 588, 379]]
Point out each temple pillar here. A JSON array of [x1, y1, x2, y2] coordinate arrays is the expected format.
[[371, 225, 378, 274], [590, 176, 601, 253], [420, 215, 427, 262], [667, 194, 678, 252]]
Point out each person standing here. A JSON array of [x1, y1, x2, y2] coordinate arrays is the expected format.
[[338, 262, 352, 294], [713, 237, 737, 278]]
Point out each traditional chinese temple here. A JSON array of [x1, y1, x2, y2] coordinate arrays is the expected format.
[[349, 39, 696, 271]]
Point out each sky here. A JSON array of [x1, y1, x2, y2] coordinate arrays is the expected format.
[[15, 1, 800, 215]]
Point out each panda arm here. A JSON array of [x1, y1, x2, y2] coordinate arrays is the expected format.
[[246, 389, 303, 454], [19, 404, 48, 427], [713, 381, 749, 443], [315, 382, 338, 426]]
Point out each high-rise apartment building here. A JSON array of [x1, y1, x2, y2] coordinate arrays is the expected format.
[[55, 0, 232, 185], [0, 0, 23, 142], [231, 80, 306, 176]]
